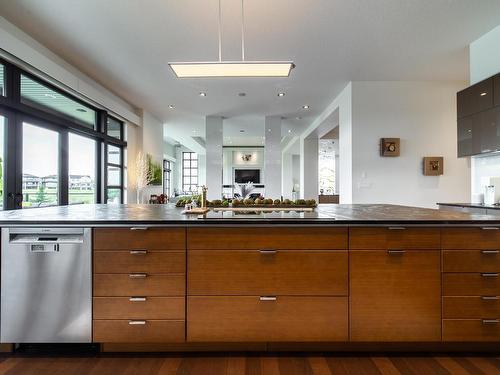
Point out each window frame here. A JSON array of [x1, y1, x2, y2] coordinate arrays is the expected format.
[[0, 56, 127, 208], [163, 159, 171, 197], [182, 152, 198, 193]]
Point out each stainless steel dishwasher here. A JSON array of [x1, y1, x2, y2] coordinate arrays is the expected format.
[[1, 227, 92, 343]]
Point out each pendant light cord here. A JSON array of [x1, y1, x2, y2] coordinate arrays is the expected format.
[[241, 0, 245, 61], [218, 0, 222, 62]]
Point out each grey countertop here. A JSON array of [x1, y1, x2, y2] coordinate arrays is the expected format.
[[437, 202, 500, 210], [0, 204, 498, 226]]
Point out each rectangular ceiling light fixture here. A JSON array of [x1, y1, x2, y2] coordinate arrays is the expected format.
[[169, 61, 295, 78]]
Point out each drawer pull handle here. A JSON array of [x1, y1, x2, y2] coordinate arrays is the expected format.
[[129, 273, 148, 279], [259, 249, 277, 254], [481, 250, 499, 254], [481, 296, 499, 300], [481, 227, 499, 230], [130, 250, 148, 255], [482, 319, 499, 325], [387, 250, 406, 255], [481, 273, 499, 278], [128, 320, 147, 325], [130, 227, 148, 231], [129, 297, 147, 302], [388, 227, 406, 230], [259, 296, 277, 302]]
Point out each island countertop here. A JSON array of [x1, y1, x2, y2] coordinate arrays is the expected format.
[[0, 204, 499, 226]]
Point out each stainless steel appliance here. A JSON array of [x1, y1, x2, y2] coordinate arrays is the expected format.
[[1, 228, 92, 343]]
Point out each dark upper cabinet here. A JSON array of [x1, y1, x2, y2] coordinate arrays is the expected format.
[[494, 74, 500, 107], [457, 78, 493, 118], [457, 74, 500, 157], [478, 107, 500, 155]]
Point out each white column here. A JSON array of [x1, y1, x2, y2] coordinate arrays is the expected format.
[[264, 116, 282, 198], [205, 116, 223, 200], [281, 152, 293, 199], [300, 138, 319, 200]]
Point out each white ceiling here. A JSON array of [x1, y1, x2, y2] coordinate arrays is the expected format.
[[1, 0, 500, 146]]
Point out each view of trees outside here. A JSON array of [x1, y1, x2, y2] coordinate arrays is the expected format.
[[319, 139, 336, 195]]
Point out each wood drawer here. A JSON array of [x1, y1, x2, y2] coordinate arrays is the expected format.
[[187, 227, 347, 250], [349, 227, 440, 250], [443, 320, 499, 342], [94, 251, 185, 274], [94, 274, 185, 296], [187, 296, 348, 342], [442, 227, 500, 250], [93, 297, 185, 320], [350, 250, 441, 342], [93, 228, 185, 250], [93, 320, 185, 343], [443, 296, 499, 319], [443, 250, 500, 273], [443, 273, 500, 296], [188, 250, 347, 296]]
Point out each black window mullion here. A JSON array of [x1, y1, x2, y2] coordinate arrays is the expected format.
[[59, 129, 69, 205]]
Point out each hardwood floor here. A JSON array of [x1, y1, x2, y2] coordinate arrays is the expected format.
[[0, 354, 498, 375]]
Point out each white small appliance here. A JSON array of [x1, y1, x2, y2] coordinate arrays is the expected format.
[[484, 185, 496, 205]]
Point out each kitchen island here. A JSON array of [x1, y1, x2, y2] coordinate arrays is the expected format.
[[0, 204, 498, 351]]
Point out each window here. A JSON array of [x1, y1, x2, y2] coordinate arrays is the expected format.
[[107, 116, 123, 140], [0, 64, 5, 96], [0, 58, 127, 208], [22, 123, 59, 208], [163, 159, 171, 197], [106, 144, 124, 203], [319, 139, 336, 195], [0, 115, 5, 209], [20, 74, 97, 129], [69, 133, 96, 204], [182, 152, 198, 193]]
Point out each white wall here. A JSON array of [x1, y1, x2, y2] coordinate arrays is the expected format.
[[470, 25, 500, 84], [300, 138, 319, 199], [350, 81, 470, 208]]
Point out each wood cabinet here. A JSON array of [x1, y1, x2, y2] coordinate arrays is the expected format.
[[442, 229, 500, 342], [349, 227, 440, 250], [187, 296, 348, 342], [187, 227, 347, 250], [350, 249, 441, 342], [90, 225, 499, 345], [187, 227, 348, 342], [93, 228, 186, 343], [188, 250, 347, 296]]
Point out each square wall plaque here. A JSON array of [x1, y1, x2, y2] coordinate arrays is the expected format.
[[423, 157, 444, 176], [380, 138, 400, 157]]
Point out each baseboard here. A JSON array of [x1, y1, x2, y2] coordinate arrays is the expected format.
[[100, 342, 500, 353]]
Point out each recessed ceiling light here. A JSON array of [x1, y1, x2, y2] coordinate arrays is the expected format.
[[268, 129, 271, 132], [277, 92, 285, 97], [168, 104, 175, 109], [302, 105, 310, 110], [199, 92, 207, 97], [76, 108, 87, 113], [288, 129, 292, 133], [238, 92, 246, 97]]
